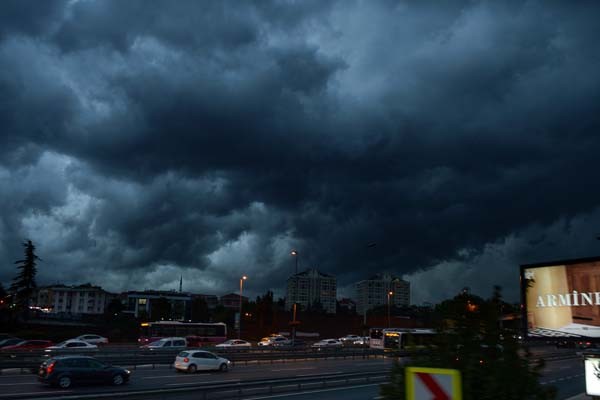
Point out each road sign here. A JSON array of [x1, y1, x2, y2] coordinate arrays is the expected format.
[[406, 367, 462, 400]]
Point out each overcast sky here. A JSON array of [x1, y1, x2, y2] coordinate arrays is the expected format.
[[1, 0, 600, 304]]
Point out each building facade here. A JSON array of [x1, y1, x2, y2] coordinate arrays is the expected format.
[[219, 293, 249, 310], [32, 284, 114, 315], [123, 290, 191, 320], [355, 273, 410, 315], [285, 269, 337, 314]]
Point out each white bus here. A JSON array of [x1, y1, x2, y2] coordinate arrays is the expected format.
[[369, 328, 437, 351]]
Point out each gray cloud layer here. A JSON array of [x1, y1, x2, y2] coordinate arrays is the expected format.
[[1, 0, 600, 302]]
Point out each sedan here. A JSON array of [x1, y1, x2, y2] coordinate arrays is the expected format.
[[45, 340, 98, 351], [339, 334, 362, 343], [312, 339, 343, 348], [0, 338, 24, 348], [2, 340, 53, 351], [174, 350, 231, 373], [38, 356, 130, 388], [74, 334, 108, 345], [215, 339, 251, 348]]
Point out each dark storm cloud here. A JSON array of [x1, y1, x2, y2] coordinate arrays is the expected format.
[[1, 0, 600, 302]]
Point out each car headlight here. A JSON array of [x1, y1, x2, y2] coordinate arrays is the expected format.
[[125, 369, 131, 375]]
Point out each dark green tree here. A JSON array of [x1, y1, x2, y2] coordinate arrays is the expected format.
[[10, 240, 39, 318], [190, 297, 210, 322], [105, 298, 124, 317], [256, 291, 274, 328], [0, 282, 6, 300], [150, 297, 172, 320], [381, 287, 556, 400]]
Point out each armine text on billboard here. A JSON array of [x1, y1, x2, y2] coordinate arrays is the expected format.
[[522, 258, 600, 339]]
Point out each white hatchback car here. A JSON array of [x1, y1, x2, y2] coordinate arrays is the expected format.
[[312, 339, 343, 348], [75, 334, 109, 345], [215, 339, 251, 348], [174, 350, 232, 373]]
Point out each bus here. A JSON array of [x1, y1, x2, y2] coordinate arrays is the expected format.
[[139, 321, 227, 347], [369, 328, 437, 351]]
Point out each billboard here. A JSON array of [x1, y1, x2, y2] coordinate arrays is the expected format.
[[521, 256, 600, 340]]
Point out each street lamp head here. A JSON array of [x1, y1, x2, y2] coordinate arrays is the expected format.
[[242, 275, 248, 280], [388, 291, 393, 296], [291, 250, 298, 256]]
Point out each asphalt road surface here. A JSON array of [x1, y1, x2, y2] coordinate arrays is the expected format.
[[0, 357, 393, 399], [0, 346, 587, 400]]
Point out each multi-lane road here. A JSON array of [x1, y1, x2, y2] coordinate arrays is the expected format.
[[0, 357, 393, 399], [0, 346, 589, 400]]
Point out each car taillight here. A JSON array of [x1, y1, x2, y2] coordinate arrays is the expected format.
[[183, 357, 189, 362], [46, 362, 55, 374]]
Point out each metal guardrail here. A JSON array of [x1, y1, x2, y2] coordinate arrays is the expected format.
[[1, 371, 391, 400], [0, 347, 385, 373]]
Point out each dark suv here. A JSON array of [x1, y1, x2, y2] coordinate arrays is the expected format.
[[38, 356, 130, 389]]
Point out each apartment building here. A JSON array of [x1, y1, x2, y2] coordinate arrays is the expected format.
[[285, 268, 337, 314], [355, 273, 410, 315]]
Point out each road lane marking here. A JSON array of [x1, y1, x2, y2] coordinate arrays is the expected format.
[[296, 371, 343, 377], [165, 379, 240, 386], [241, 383, 381, 399], [0, 382, 39, 386], [271, 367, 316, 371], [142, 374, 212, 379], [0, 391, 73, 397]]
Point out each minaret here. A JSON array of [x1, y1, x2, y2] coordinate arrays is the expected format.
[[179, 275, 183, 293]]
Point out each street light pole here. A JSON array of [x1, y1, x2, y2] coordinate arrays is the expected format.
[[290, 250, 300, 343], [387, 291, 393, 328], [291, 250, 298, 275], [239, 275, 247, 339]]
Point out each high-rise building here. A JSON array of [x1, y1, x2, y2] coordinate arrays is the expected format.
[[285, 268, 337, 314], [355, 273, 410, 315]]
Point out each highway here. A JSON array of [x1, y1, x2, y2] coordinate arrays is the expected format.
[[0, 357, 393, 399], [0, 346, 589, 399]]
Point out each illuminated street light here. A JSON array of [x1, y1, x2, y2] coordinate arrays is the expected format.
[[387, 291, 393, 328], [290, 250, 300, 343], [290, 250, 299, 274], [239, 275, 247, 339]]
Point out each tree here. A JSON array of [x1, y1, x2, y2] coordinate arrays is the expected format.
[[0, 282, 7, 308], [381, 287, 556, 400], [105, 298, 124, 317], [0, 282, 6, 300], [10, 240, 39, 318], [150, 297, 172, 320], [190, 297, 210, 322]]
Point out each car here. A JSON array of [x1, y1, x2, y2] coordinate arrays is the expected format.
[[142, 337, 187, 350], [339, 334, 362, 343], [74, 334, 109, 345], [0, 338, 24, 348], [312, 339, 343, 348], [174, 350, 231, 373], [258, 336, 292, 347], [45, 340, 99, 351], [38, 356, 130, 388], [0, 334, 14, 341], [353, 337, 370, 346], [1, 340, 54, 350], [215, 339, 251, 348]]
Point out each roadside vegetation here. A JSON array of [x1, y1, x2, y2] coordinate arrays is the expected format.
[[381, 287, 556, 400]]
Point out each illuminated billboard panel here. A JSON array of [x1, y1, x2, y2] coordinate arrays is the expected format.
[[521, 257, 600, 340]]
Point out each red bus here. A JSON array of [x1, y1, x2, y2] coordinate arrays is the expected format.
[[139, 321, 227, 347]]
